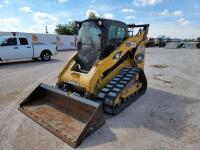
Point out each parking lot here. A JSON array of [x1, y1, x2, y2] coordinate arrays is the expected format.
[[0, 48, 200, 150]]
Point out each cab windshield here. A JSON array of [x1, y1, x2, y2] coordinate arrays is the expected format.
[[0, 37, 7, 45], [77, 21, 102, 71]]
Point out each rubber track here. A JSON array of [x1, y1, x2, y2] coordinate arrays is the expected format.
[[97, 67, 147, 115]]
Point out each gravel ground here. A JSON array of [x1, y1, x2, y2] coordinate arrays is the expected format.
[[0, 48, 200, 150]]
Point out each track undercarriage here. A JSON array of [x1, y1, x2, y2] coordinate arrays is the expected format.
[[97, 67, 147, 114]]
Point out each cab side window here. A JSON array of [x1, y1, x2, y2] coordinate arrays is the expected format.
[[3, 38, 17, 46], [108, 26, 126, 45], [19, 38, 28, 45], [116, 27, 125, 43], [108, 26, 118, 45]]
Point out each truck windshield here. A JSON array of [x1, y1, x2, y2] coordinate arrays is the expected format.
[[77, 21, 102, 71], [0, 37, 7, 45]]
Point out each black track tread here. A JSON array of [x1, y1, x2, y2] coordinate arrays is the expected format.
[[97, 67, 147, 115]]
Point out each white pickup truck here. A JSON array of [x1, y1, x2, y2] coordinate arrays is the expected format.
[[0, 36, 57, 62]]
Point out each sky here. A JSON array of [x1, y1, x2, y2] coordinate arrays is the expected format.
[[0, 0, 199, 38]]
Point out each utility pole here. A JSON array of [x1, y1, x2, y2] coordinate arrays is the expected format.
[[45, 26, 49, 34]]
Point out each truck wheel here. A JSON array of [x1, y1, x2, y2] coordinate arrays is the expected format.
[[41, 51, 51, 61]]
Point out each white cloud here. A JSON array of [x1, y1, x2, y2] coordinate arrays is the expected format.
[[138, 21, 144, 24], [104, 13, 114, 19], [19, 6, 33, 13], [177, 17, 190, 25], [159, 9, 168, 16], [149, 23, 200, 39], [91, 0, 96, 4], [159, 9, 183, 16], [0, 18, 20, 26], [58, 0, 69, 3], [33, 12, 58, 24], [173, 10, 182, 16], [133, 0, 162, 6], [194, 4, 199, 8], [31, 12, 59, 33], [0, 18, 21, 31], [4, 0, 9, 4], [125, 16, 136, 19], [86, 9, 99, 18], [121, 8, 134, 13], [67, 18, 73, 22]]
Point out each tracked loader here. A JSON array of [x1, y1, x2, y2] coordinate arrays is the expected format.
[[19, 19, 149, 147]]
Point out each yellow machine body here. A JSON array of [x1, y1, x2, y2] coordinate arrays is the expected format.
[[58, 33, 147, 96], [19, 19, 149, 148]]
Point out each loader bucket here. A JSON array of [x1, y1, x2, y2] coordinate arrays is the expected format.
[[19, 83, 105, 147]]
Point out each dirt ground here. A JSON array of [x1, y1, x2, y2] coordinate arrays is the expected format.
[[0, 48, 200, 150]]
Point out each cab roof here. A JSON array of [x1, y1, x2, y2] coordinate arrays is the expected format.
[[82, 18, 127, 26], [77, 18, 128, 30]]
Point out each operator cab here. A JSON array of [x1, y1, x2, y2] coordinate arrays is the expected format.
[[76, 19, 128, 71]]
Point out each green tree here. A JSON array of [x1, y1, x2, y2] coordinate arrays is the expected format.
[[88, 12, 98, 19], [55, 21, 78, 35], [55, 12, 99, 35]]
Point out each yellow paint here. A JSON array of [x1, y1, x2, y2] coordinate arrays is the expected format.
[[57, 31, 147, 96]]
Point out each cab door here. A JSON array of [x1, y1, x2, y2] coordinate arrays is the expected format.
[[0, 37, 19, 60], [18, 38, 33, 59]]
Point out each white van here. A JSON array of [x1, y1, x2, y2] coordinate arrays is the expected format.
[[0, 36, 57, 62]]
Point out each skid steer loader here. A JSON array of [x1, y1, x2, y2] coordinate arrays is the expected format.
[[19, 19, 149, 147]]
